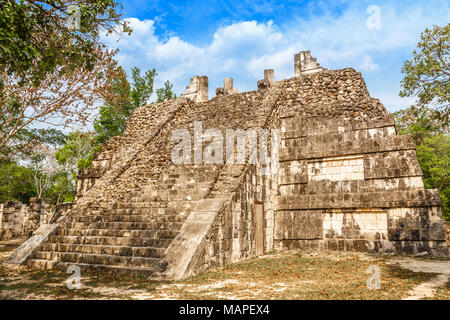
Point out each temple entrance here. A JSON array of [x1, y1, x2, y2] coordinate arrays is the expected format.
[[255, 202, 265, 256]]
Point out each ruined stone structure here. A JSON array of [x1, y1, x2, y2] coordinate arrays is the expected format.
[[294, 50, 325, 76], [0, 199, 68, 240], [446, 222, 450, 247], [216, 77, 239, 96], [257, 69, 275, 90], [7, 51, 447, 279], [180, 76, 209, 103], [0, 201, 27, 240]]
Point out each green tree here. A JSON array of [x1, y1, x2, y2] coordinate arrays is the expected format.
[[46, 173, 75, 204], [0, 0, 131, 86], [0, 161, 35, 203], [156, 80, 177, 103], [1, 127, 66, 164], [397, 24, 450, 220], [130, 67, 157, 110], [27, 142, 61, 199], [393, 105, 448, 145], [55, 130, 96, 175], [394, 106, 449, 220], [416, 135, 450, 220], [400, 23, 449, 109], [93, 66, 157, 145], [53, 130, 96, 203]]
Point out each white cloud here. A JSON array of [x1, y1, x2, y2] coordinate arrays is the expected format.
[[102, 19, 287, 96], [246, 46, 297, 79], [358, 55, 380, 72], [101, 2, 449, 110]]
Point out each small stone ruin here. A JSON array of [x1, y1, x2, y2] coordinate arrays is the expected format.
[[257, 69, 275, 89], [180, 75, 209, 103], [0, 199, 71, 240], [216, 77, 239, 96], [295, 50, 325, 76]]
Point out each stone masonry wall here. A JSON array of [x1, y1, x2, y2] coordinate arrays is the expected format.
[[0, 199, 72, 240], [191, 162, 278, 275], [0, 201, 27, 240], [275, 67, 447, 256]]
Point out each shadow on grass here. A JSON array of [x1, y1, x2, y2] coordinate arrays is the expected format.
[[383, 264, 437, 282]]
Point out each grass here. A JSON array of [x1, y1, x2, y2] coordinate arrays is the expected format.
[[174, 253, 438, 300], [1, 250, 447, 300]]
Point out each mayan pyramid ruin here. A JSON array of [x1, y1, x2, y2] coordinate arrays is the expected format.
[[4, 51, 448, 279]]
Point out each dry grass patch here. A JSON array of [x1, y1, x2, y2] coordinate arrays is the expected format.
[[0, 250, 448, 300]]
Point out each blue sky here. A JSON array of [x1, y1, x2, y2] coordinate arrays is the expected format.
[[101, 0, 450, 112]]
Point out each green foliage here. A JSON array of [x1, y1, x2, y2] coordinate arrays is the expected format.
[[0, 161, 35, 203], [46, 173, 75, 204], [30, 129, 67, 147], [416, 135, 450, 220], [0, 0, 131, 86], [0, 127, 66, 165], [393, 105, 448, 145], [0, 126, 75, 204], [0, 89, 22, 135], [394, 105, 450, 220], [398, 23, 450, 220], [55, 130, 96, 173], [156, 80, 177, 103], [94, 105, 128, 146], [93, 66, 157, 145], [130, 67, 157, 110], [400, 23, 449, 108]]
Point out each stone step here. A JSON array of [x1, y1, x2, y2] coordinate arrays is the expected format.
[[26, 259, 156, 276], [73, 214, 184, 223], [41, 243, 166, 258], [109, 201, 199, 210], [77, 209, 184, 217], [33, 251, 160, 268], [58, 228, 179, 239], [48, 235, 172, 248], [62, 221, 183, 231]]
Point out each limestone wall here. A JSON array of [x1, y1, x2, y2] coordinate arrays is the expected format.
[[191, 162, 278, 275], [0, 201, 27, 240], [0, 200, 72, 240], [275, 110, 447, 255]]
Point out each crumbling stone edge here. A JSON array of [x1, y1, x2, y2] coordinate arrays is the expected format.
[[2, 223, 59, 269], [152, 198, 229, 280]]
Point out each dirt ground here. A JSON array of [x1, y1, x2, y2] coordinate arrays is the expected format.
[[0, 239, 448, 300]]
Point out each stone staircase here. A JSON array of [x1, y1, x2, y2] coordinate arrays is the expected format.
[[26, 165, 220, 275], [20, 81, 286, 276], [26, 208, 183, 275], [13, 77, 291, 276]]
